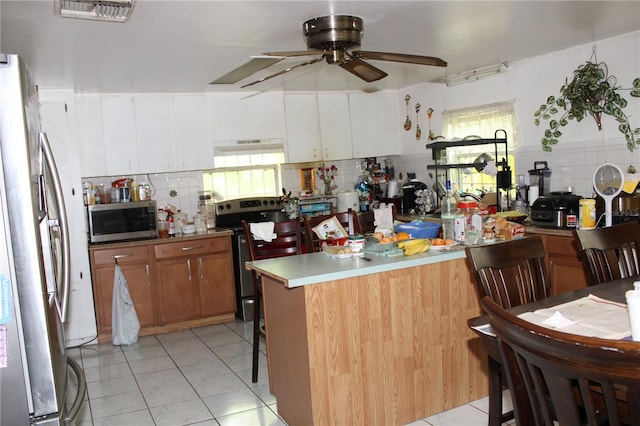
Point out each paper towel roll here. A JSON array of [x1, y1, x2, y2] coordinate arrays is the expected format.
[[387, 180, 398, 198], [626, 283, 640, 341], [528, 185, 539, 205]]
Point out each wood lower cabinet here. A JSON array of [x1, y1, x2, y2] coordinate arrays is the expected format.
[[153, 237, 236, 325], [90, 245, 156, 335], [90, 234, 235, 342], [538, 233, 590, 294]]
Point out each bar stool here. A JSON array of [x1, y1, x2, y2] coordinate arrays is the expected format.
[[241, 219, 303, 382]]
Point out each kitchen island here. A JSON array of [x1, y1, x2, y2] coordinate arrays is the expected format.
[[246, 247, 488, 425]]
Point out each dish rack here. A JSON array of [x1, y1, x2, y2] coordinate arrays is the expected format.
[[426, 129, 510, 211]]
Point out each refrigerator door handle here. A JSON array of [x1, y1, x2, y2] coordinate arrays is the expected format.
[[40, 132, 71, 322]]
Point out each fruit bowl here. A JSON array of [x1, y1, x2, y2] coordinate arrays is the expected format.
[[395, 221, 441, 239]]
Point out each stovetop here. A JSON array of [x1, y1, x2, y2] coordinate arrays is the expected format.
[[214, 196, 284, 229]]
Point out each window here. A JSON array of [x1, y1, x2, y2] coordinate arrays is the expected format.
[[441, 101, 520, 199], [203, 151, 285, 200]]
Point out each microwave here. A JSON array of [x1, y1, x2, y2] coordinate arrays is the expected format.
[[87, 200, 158, 243]]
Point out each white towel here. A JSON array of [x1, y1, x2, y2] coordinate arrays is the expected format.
[[250, 221, 276, 242], [373, 205, 394, 228]]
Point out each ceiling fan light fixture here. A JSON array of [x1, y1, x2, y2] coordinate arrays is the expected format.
[[444, 63, 508, 86], [55, 0, 135, 22]]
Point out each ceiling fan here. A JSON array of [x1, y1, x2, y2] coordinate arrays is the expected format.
[[211, 15, 447, 88]]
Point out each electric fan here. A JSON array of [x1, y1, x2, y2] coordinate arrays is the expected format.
[[592, 163, 624, 227]]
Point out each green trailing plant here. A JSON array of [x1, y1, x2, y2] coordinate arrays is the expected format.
[[534, 58, 640, 152]]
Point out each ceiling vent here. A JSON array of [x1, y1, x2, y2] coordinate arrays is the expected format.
[[55, 0, 135, 23]]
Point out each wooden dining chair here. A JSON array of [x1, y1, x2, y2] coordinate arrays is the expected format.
[[465, 236, 552, 426], [241, 219, 303, 383], [302, 209, 362, 252], [574, 221, 640, 285], [482, 296, 640, 426]]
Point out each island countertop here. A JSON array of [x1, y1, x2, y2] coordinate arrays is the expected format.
[[245, 245, 466, 288]]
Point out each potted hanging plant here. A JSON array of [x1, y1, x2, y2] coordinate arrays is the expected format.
[[534, 55, 640, 152]]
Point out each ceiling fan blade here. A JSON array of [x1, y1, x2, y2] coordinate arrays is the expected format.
[[263, 50, 325, 58], [241, 57, 324, 88], [210, 57, 284, 84], [353, 50, 447, 67], [339, 57, 387, 82]]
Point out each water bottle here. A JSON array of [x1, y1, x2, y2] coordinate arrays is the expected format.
[[441, 180, 457, 241]]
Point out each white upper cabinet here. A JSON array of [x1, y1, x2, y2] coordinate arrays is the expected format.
[[350, 91, 400, 158], [285, 93, 353, 163], [173, 94, 213, 171], [101, 96, 138, 175], [74, 95, 107, 177], [284, 94, 322, 163], [134, 95, 174, 173], [317, 93, 352, 161], [209, 92, 285, 141]]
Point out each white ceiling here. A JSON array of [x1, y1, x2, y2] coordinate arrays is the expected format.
[[1, 1, 639, 94]]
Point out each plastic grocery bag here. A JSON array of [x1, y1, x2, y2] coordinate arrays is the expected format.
[[112, 264, 140, 345]]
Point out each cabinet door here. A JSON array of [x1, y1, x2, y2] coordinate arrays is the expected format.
[[40, 97, 98, 345], [73, 95, 107, 177], [542, 235, 590, 294], [102, 96, 139, 175], [135, 95, 175, 173], [317, 93, 352, 161], [350, 91, 400, 158], [198, 252, 236, 317], [284, 94, 321, 163], [173, 94, 213, 171], [93, 263, 155, 333], [155, 258, 199, 324]]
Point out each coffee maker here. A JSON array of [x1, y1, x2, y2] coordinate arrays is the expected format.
[[528, 161, 552, 197], [400, 180, 427, 214]]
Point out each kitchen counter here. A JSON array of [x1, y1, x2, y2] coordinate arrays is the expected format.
[[88, 228, 233, 250], [247, 245, 465, 288], [246, 246, 487, 425]]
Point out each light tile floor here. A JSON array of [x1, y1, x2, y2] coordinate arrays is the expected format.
[[67, 320, 514, 425]]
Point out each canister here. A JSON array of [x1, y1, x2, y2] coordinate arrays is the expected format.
[[579, 198, 596, 229], [347, 234, 365, 257]]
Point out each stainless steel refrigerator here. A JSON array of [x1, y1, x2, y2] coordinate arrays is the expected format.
[[0, 54, 86, 424]]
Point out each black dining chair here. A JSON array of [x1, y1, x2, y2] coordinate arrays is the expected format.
[[574, 221, 640, 285], [465, 236, 552, 426], [482, 296, 640, 426], [241, 219, 303, 383]]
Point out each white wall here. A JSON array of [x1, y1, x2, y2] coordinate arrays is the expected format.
[[394, 30, 640, 198]]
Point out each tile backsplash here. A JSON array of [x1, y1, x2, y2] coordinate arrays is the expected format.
[[82, 137, 639, 221]]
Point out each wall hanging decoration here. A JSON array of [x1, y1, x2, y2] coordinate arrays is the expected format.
[[415, 103, 422, 140], [403, 94, 412, 131], [427, 108, 435, 140], [534, 50, 640, 152]]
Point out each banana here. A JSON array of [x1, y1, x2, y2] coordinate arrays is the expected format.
[[397, 238, 430, 249], [402, 239, 432, 256]]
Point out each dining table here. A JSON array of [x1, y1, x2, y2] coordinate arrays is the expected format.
[[468, 275, 638, 334], [468, 275, 640, 425]]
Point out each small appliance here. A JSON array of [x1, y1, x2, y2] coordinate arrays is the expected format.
[[530, 192, 582, 228], [528, 161, 552, 196], [336, 190, 359, 213], [87, 200, 158, 243], [400, 180, 427, 214]]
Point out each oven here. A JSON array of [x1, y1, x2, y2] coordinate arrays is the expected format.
[[215, 196, 287, 320]]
